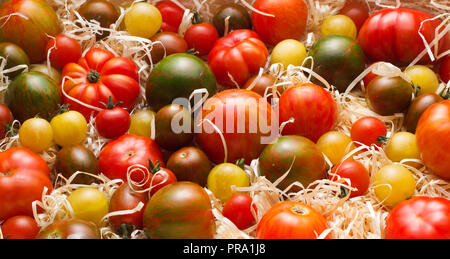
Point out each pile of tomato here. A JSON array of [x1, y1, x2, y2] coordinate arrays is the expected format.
[[0, 0, 449, 239]]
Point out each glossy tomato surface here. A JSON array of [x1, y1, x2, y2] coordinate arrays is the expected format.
[[405, 93, 444, 133], [339, 1, 369, 31], [213, 3, 252, 36], [166, 146, 212, 186], [222, 193, 257, 230], [36, 219, 100, 239], [440, 56, 450, 83], [45, 34, 82, 70], [149, 32, 188, 64], [329, 160, 370, 198], [184, 23, 219, 57], [56, 144, 99, 184], [155, 0, 184, 33], [1, 215, 40, 239], [0, 104, 13, 138]]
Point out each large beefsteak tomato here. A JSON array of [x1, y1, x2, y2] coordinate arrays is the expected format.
[[208, 29, 269, 88], [0, 147, 53, 220], [61, 48, 140, 120]]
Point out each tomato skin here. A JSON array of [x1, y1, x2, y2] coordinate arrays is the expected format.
[[19, 118, 53, 153], [45, 34, 82, 70], [329, 160, 369, 198], [362, 62, 383, 86], [358, 8, 448, 66], [0, 42, 29, 78], [79, 0, 119, 39], [405, 93, 443, 133], [339, 1, 369, 31], [30, 64, 61, 83], [440, 56, 450, 83], [155, 0, 184, 33], [50, 110, 87, 147], [279, 83, 338, 142], [128, 109, 155, 138], [184, 23, 219, 57], [321, 15, 357, 39], [243, 73, 278, 102], [149, 168, 177, 196], [373, 164, 416, 207], [0, 104, 13, 138], [36, 219, 100, 239], [271, 39, 307, 68], [98, 134, 164, 183], [95, 106, 131, 139], [385, 196, 450, 239], [208, 29, 269, 87], [256, 201, 329, 239], [251, 0, 308, 46], [56, 144, 99, 185], [61, 48, 140, 120], [1, 215, 40, 239], [316, 131, 356, 166], [67, 187, 109, 226], [0, 147, 52, 221], [207, 163, 250, 202], [149, 32, 188, 64], [416, 100, 450, 179], [124, 2, 162, 39], [350, 116, 387, 147], [222, 194, 257, 230], [154, 104, 193, 151], [213, 3, 252, 36]]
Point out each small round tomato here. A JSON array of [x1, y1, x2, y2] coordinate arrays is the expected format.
[[222, 193, 257, 230], [149, 31, 188, 64], [350, 116, 387, 147], [329, 160, 370, 198], [243, 73, 279, 102], [316, 131, 356, 165], [0, 104, 13, 138], [212, 3, 252, 36], [1, 215, 40, 239], [19, 118, 53, 153], [45, 34, 82, 70], [338, 1, 369, 31], [184, 22, 219, 56], [95, 97, 131, 139], [404, 65, 439, 96], [321, 14, 357, 39], [128, 109, 155, 139], [373, 164, 416, 207], [67, 187, 109, 226], [30, 64, 61, 83], [207, 163, 250, 202], [405, 93, 444, 133], [439, 56, 450, 83], [125, 2, 162, 38], [155, 0, 184, 33], [79, 0, 119, 39], [50, 110, 87, 147], [385, 132, 420, 166], [256, 201, 329, 239], [0, 42, 29, 78], [271, 39, 307, 68], [36, 219, 100, 239], [149, 167, 177, 196], [55, 144, 99, 184], [155, 104, 193, 151]]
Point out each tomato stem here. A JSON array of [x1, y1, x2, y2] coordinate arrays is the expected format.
[[99, 96, 123, 109], [291, 206, 307, 215], [148, 159, 161, 174], [87, 69, 100, 83], [117, 223, 135, 239], [377, 135, 389, 145], [440, 88, 450, 100], [191, 11, 203, 24], [235, 158, 245, 169]]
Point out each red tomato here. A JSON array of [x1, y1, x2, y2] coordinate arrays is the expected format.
[[440, 56, 450, 83], [358, 8, 448, 65], [329, 160, 370, 198], [184, 23, 219, 57], [208, 29, 269, 87], [222, 194, 257, 230], [251, 0, 308, 46], [45, 34, 82, 70], [256, 201, 329, 239], [61, 48, 140, 120], [363, 62, 382, 86], [279, 83, 338, 142], [385, 196, 450, 239], [195, 89, 273, 164], [416, 100, 450, 179], [1, 215, 40, 239], [149, 167, 177, 196], [339, 1, 369, 31], [0, 104, 13, 138], [155, 0, 184, 33], [350, 116, 387, 147], [98, 134, 164, 183], [0, 147, 52, 220], [95, 97, 131, 139]]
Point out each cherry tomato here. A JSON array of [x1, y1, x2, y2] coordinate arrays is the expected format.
[[316, 131, 356, 165], [339, 1, 369, 31], [128, 109, 155, 139], [155, 0, 184, 33], [271, 39, 307, 68], [329, 160, 369, 198], [222, 193, 257, 230], [385, 132, 420, 166], [321, 15, 357, 39], [1, 215, 40, 239], [439, 56, 450, 83], [149, 167, 177, 196], [67, 187, 109, 226], [350, 116, 387, 147], [212, 3, 252, 36], [125, 2, 162, 38], [184, 22, 219, 56], [373, 164, 416, 207], [95, 97, 131, 139], [207, 163, 250, 202], [78, 0, 119, 39], [154, 104, 193, 151], [404, 65, 439, 96], [0, 42, 30, 78], [0, 104, 13, 138], [55, 144, 99, 184], [149, 31, 188, 64], [45, 34, 82, 70], [50, 110, 87, 147], [404, 93, 444, 133], [19, 118, 53, 153]]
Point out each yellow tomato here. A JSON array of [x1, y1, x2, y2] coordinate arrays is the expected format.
[[19, 118, 53, 153], [207, 163, 250, 202], [373, 164, 416, 207], [385, 132, 420, 167], [404, 65, 439, 96], [124, 2, 162, 38], [316, 131, 356, 165], [67, 187, 109, 226], [50, 111, 87, 147], [321, 14, 357, 39], [270, 39, 307, 68], [128, 109, 156, 138]]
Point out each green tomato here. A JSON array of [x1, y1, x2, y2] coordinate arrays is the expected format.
[[125, 2, 162, 38], [316, 131, 356, 165], [385, 132, 420, 166], [19, 118, 53, 153], [67, 187, 109, 226], [270, 39, 307, 68], [321, 14, 357, 39], [128, 109, 155, 138], [373, 164, 416, 207], [207, 163, 250, 202], [404, 65, 439, 96]]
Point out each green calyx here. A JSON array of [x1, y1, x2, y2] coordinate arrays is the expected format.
[[235, 158, 245, 170], [148, 159, 161, 174], [117, 223, 136, 239], [191, 11, 203, 25], [99, 96, 123, 109], [87, 69, 101, 83], [377, 135, 389, 145]]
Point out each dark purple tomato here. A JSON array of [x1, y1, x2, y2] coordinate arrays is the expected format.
[[149, 32, 188, 64], [55, 144, 99, 184], [155, 104, 193, 151], [78, 0, 119, 39], [0, 42, 29, 78], [166, 146, 212, 186], [405, 93, 444, 133], [212, 3, 252, 36]]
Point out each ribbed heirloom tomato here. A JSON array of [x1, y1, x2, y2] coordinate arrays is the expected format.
[[61, 48, 140, 120]]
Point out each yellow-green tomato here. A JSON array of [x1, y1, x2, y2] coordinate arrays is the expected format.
[[316, 131, 356, 165], [19, 118, 53, 153], [124, 2, 162, 38], [128, 109, 155, 138], [373, 164, 416, 207], [50, 111, 87, 147], [404, 65, 439, 96], [270, 39, 307, 68], [67, 187, 109, 226], [385, 132, 420, 166], [207, 163, 250, 202], [321, 14, 357, 39]]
